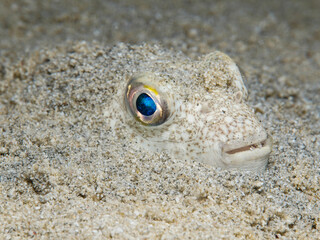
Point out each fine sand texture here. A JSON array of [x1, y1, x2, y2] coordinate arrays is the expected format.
[[0, 0, 319, 239]]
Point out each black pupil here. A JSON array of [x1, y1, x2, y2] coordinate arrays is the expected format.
[[136, 93, 157, 116]]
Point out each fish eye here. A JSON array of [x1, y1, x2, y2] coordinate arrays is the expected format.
[[125, 75, 170, 126]]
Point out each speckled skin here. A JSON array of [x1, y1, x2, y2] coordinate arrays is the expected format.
[[103, 43, 272, 171], [2, 42, 271, 172]]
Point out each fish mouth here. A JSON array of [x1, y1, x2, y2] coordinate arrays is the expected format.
[[221, 136, 272, 171], [224, 139, 268, 155]]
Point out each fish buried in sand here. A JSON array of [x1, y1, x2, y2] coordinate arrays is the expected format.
[[8, 42, 271, 172], [120, 45, 272, 171]]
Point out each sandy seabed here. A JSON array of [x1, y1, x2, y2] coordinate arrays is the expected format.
[[0, 0, 319, 239]]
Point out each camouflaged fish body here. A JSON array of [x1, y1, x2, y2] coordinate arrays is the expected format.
[[105, 44, 272, 171]]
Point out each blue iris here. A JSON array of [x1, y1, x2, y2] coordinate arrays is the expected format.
[[136, 93, 157, 116]]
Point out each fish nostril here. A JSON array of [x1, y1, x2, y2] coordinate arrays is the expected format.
[[233, 91, 243, 103]]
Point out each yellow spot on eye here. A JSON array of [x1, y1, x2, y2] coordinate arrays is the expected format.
[[144, 85, 159, 95]]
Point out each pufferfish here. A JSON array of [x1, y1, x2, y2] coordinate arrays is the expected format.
[[104, 44, 272, 171]]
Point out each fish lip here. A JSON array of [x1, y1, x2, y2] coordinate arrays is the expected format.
[[224, 138, 270, 155], [220, 136, 273, 170], [222, 136, 272, 155]]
